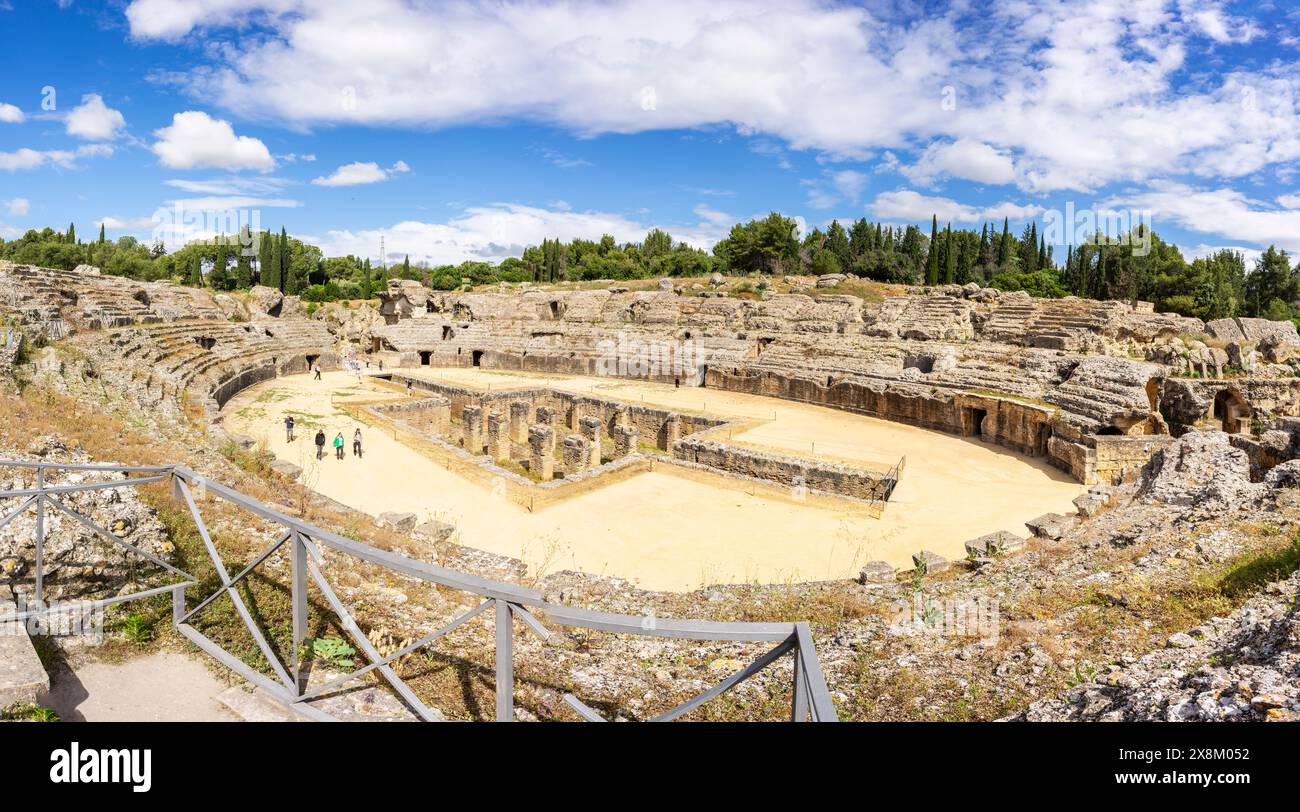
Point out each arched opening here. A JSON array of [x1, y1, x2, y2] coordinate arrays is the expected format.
[[442, 325, 454, 340], [1213, 389, 1250, 433], [1096, 426, 1124, 436], [419, 351, 432, 366], [967, 408, 987, 437], [472, 350, 484, 367]]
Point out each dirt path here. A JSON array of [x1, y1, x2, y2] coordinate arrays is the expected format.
[[42, 650, 238, 722], [222, 369, 1081, 590]]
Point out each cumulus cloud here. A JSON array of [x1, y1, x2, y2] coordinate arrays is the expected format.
[[311, 160, 410, 187], [4, 198, 30, 216], [804, 169, 869, 210], [0, 102, 22, 123], [870, 189, 1041, 225], [124, 0, 1300, 196], [151, 111, 275, 170], [65, 94, 126, 140], [316, 202, 732, 266], [1103, 184, 1300, 253], [904, 139, 1016, 186], [0, 145, 112, 171]]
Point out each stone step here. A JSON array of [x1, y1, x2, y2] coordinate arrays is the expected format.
[[0, 586, 51, 708]]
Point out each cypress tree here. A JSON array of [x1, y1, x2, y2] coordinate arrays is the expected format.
[[278, 227, 290, 293], [925, 215, 940, 285], [98, 224, 106, 244], [997, 218, 1010, 267], [943, 224, 955, 284]]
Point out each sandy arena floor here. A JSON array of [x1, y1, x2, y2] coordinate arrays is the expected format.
[[222, 369, 1082, 590]]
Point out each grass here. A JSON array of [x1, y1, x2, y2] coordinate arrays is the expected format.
[[1, 702, 60, 722]]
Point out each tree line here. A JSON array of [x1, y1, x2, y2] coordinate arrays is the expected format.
[[1, 214, 1297, 323]]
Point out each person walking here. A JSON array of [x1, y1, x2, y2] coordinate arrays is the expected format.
[[284, 414, 295, 442], [314, 429, 326, 460], [352, 428, 363, 458], [333, 432, 345, 460], [313, 362, 322, 381]]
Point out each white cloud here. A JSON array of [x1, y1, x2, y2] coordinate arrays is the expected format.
[[0, 144, 111, 171], [98, 215, 162, 230], [904, 139, 1016, 186], [804, 169, 869, 210], [65, 94, 126, 140], [1183, 243, 1264, 267], [311, 160, 409, 187], [1278, 192, 1300, 210], [316, 202, 731, 266], [126, 0, 1300, 194], [0, 102, 22, 123], [870, 189, 1041, 224], [151, 111, 275, 170], [4, 198, 30, 216], [1103, 183, 1300, 253]]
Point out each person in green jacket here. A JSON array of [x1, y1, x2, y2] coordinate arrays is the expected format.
[[333, 432, 345, 460]]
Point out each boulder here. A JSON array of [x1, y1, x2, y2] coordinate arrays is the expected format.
[[815, 274, 846, 288], [1072, 489, 1111, 518], [247, 285, 284, 318], [657, 278, 674, 291], [377, 512, 419, 533], [1265, 460, 1300, 489], [1139, 431, 1263, 508], [708, 272, 725, 288]]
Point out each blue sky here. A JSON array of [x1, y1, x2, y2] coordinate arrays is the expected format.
[[1, 0, 1298, 268]]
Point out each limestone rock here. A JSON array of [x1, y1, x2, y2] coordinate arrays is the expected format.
[[1139, 431, 1263, 508], [413, 520, 455, 543], [708, 272, 725, 288], [269, 460, 302, 479], [858, 560, 895, 585], [376, 512, 418, 532], [1025, 512, 1074, 540], [248, 285, 284, 318], [912, 550, 950, 574]]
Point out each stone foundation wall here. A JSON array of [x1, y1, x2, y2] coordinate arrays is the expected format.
[[1091, 435, 1175, 485], [673, 435, 896, 501]]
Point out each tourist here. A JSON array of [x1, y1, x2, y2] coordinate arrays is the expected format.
[[353, 428, 363, 457], [378, 360, 384, 371], [313, 362, 322, 380], [334, 432, 345, 459], [314, 429, 326, 460], [406, 380, 413, 396], [284, 414, 295, 442]]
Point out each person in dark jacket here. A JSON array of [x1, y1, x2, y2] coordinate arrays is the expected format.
[[314, 429, 326, 460], [284, 414, 295, 442]]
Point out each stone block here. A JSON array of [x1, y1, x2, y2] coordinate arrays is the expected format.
[[912, 550, 950, 574], [377, 512, 419, 532], [1025, 512, 1074, 540], [857, 561, 896, 585]]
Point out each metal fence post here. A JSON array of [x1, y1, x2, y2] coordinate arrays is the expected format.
[[495, 599, 513, 722], [791, 642, 808, 722], [291, 530, 308, 693], [33, 465, 44, 610], [171, 584, 186, 627]]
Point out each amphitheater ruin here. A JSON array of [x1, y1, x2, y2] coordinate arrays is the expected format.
[[3, 260, 1300, 722]]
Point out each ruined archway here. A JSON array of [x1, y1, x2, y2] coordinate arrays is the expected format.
[[1212, 388, 1250, 433]]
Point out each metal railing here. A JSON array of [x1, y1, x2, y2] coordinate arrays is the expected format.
[[0, 460, 838, 722]]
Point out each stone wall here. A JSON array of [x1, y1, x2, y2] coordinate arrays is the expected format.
[[1091, 435, 1176, 485], [673, 435, 896, 501]]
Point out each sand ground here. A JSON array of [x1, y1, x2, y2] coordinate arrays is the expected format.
[[222, 369, 1081, 590]]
